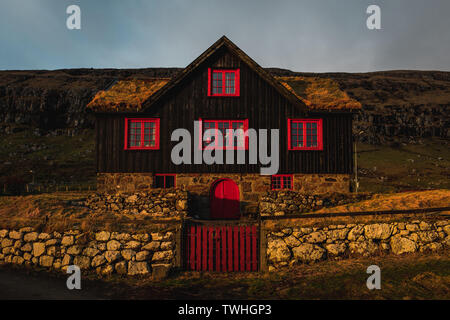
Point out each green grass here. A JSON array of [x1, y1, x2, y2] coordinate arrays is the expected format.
[[357, 139, 450, 193], [0, 125, 95, 186]]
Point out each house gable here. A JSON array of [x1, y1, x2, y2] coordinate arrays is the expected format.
[[141, 36, 308, 113]]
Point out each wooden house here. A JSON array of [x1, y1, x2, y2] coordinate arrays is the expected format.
[[88, 36, 361, 219]]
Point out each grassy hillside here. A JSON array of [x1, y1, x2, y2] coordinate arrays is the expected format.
[[356, 139, 450, 192]]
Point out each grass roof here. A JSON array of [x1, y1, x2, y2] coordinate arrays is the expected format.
[[276, 76, 362, 110], [87, 78, 170, 112], [87, 76, 361, 112]]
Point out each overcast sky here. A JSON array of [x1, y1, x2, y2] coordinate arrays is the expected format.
[[1, 0, 449, 72]]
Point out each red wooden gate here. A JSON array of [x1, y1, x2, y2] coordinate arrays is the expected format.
[[185, 224, 258, 272]]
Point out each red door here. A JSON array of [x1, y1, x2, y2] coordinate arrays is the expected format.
[[210, 179, 240, 219]]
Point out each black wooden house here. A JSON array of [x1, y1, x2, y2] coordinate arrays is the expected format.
[[88, 36, 361, 219]]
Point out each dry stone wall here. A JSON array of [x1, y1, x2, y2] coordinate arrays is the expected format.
[[84, 189, 188, 218], [260, 191, 371, 216], [0, 227, 178, 279], [266, 219, 450, 270]]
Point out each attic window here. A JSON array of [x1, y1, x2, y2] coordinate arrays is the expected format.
[[271, 175, 293, 190], [124, 118, 160, 150], [288, 119, 323, 150], [208, 69, 240, 96]]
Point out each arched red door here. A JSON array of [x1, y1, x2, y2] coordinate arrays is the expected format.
[[210, 179, 240, 219]]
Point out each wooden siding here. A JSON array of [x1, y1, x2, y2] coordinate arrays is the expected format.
[[95, 47, 353, 174]]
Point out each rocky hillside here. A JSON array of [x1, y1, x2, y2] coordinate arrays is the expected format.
[[270, 69, 450, 144], [1, 68, 449, 144]]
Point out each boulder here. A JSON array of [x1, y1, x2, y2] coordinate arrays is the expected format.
[[95, 231, 111, 241], [121, 249, 136, 261], [283, 235, 301, 248], [39, 255, 54, 267], [152, 250, 174, 262], [267, 239, 291, 264], [32, 242, 46, 257], [349, 240, 378, 256], [91, 254, 107, 267], [390, 236, 417, 255], [24, 232, 39, 242], [104, 250, 121, 263], [107, 240, 122, 251], [115, 261, 128, 274], [292, 243, 326, 262], [364, 224, 392, 240], [73, 256, 91, 269], [135, 251, 150, 261], [152, 263, 171, 280], [61, 236, 74, 246], [128, 261, 150, 275], [9, 231, 23, 240], [305, 231, 326, 243], [325, 242, 347, 256]]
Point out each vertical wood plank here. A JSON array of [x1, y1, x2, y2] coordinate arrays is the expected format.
[[252, 225, 257, 271], [234, 226, 239, 271], [246, 226, 251, 271], [189, 225, 196, 271], [208, 226, 213, 271], [228, 226, 233, 271], [240, 226, 245, 271], [196, 225, 201, 271], [202, 226, 207, 271], [215, 227, 221, 272], [222, 226, 227, 272]]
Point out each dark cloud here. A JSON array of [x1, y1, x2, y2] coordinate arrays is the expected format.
[[0, 0, 449, 71]]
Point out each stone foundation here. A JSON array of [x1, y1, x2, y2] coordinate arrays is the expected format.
[[97, 173, 351, 218]]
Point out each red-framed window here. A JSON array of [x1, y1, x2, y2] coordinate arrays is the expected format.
[[154, 174, 176, 188], [199, 119, 248, 150], [207, 68, 240, 96], [124, 118, 160, 150], [271, 175, 293, 190], [287, 119, 323, 150]]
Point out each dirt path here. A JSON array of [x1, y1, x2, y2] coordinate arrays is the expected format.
[[0, 266, 107, 300], [1, 252, 449, 299]]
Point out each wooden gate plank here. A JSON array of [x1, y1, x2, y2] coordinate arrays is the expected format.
[[215, 227, 221, 272], [252, 225, 257, 271], [222, 226, 227, 272], [196, 225, 201, 271], [227, 226, 233, 271], [189, 225, 196, 271], [208, 226, 213, 271], [233, 226, 239, 271], [202, 226, 207, 271], [240, 226, 245, 271], [246, 226, 251, 271]]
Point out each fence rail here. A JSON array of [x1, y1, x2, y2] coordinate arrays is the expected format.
[[260, 206, 450, 220]]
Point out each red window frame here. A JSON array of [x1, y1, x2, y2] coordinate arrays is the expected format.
[[198, 119, 249, 150], [271, 175, 293, 190], [154, 174, 176, 188], [207, 68, 240, 97], [287, 118, 323, 150], [124, 118, 160, 150]]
